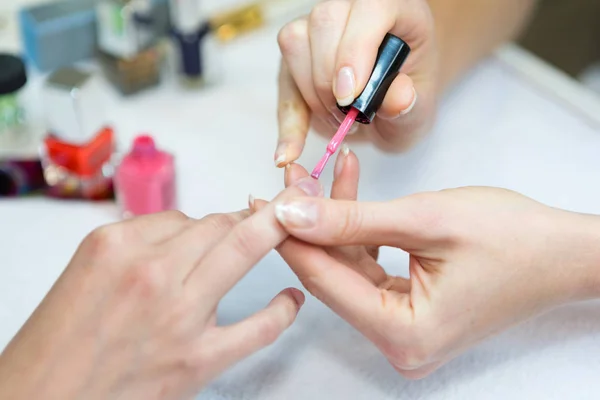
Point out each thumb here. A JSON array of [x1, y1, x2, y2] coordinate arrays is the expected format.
[[273, 196, 442, 248]]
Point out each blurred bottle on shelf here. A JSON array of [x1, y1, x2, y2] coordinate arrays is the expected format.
[[40, 68, 116, 200]]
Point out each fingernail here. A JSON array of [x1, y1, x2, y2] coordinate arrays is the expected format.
[[399, 88, 417, 115], [290, 288, 305, 307], [348, 123, 359, 135], [294, 176, 323, 197], [335, 67, 356, 107], [334, 143, 350, 179], [275, 200, 317, 228], [275, 143, 288, 167], [248, 194, 255, 209]]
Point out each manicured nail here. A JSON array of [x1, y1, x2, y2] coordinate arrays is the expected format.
[[335, 67, 356, 107], [275, 200, 317, 228], [334, 143, 350, 179], [290, 288, 305, 307], [399, 87, 417, 115], [248, 194, 255, 209], [294, 176, 323, 197], [274, 143, 288, 167]]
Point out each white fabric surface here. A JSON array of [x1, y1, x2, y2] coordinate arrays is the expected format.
[[1, 6, 600, 399]]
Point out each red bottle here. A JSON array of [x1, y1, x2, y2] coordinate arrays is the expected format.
[[115, 135, 177, 218], [42, 127, 115, 200], [41, 68, 115, 200]]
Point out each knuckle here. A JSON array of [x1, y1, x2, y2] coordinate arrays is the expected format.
[[230, 227, 257, 258], [385, 341, 432, 372], [380, 321, 437, 372], [405, 193, 449, 240], [277, 19, 307, 55], [84, 224, 124, 256], [335, 204, 364, 241], [203, 213, 239, 232], [161, 209, 189, 223], [255, 316, 284, 347], [308, 1, 344, 30]]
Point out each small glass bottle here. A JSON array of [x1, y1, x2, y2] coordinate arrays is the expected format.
[[169, 0, 214, 88], [96, 0, 164, 95], [40, 67, 115, 200], [208, 0, 316, 43], [115, 135, 177, 218], [0, 54, 27, 140], [0, 159, 46, 197]]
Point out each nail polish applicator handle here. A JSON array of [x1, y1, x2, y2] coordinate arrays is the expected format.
[[311, 33, 411, 179], [338, 33, 411, 124]]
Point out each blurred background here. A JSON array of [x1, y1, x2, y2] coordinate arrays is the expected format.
[[0, 0, 599, 214], [519, 0, 600, 94]]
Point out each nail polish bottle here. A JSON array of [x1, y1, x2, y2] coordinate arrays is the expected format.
[[19, 0, 98, 72], [0, 54, 27, 137], [208, 0, 315, 43], [96, 0, 164, 95], [19, 0, 172, 72], [169, 0, 213, 88], [115, 135, 177, 218], [41, 68, 116, 200], [0, 159, 46, 197]]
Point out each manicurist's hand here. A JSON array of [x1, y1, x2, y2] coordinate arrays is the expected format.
[[275, 0, 437, 166], [274, 0, 538, 166], [0, 179, 323, 400], [267, 154, 600, 378]]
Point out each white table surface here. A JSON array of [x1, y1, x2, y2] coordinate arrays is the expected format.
[[3, 1, 600, 399]]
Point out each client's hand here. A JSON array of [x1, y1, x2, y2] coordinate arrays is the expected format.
[[0, 180, 322, 400], [262, 152, 600, 379]]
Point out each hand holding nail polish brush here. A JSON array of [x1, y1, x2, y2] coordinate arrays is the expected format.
[[311, 33, 411, 179]]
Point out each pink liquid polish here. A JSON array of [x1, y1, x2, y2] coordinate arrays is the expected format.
[[115, 135, 177, 218], [311, 33, 411, 179], [311, 108, 359, 179]]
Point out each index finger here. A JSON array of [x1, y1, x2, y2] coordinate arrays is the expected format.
[[276, 60, 311, 167], [273, 195, 447, 250], [184, 177, 323, 303], [333, 0, 427, 105]]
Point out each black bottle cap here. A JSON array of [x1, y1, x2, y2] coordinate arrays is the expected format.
[[338, 33, 411, 124], [0, 54, 27, 96]]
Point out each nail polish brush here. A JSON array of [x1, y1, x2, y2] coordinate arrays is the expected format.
[[310, 33, 411, 179]]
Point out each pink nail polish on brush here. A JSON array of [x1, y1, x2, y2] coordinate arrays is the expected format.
[[115, 135, 177, 218], [311, 33, 411, 179]]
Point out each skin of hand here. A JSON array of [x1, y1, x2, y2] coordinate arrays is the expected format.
[[0, 180, 324, 400], [275, 0, 438, 166], [274, 0, 538, 166], [257, 151, 600, 379]]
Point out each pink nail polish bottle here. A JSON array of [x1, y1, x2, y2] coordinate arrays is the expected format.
[[115, 135, 177, 218]]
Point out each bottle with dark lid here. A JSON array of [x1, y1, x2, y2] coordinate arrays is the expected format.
[[0, 54, 27, 134], [337, 33, 411, 124]]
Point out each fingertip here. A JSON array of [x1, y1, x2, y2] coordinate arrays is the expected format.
[[284, 163, 309, 187], [377, 74, 416, 120], [269, 288, 305, 326], [288, 287, 306, 307], [251, 198, 269, 213], [275, 141, 304, 168]]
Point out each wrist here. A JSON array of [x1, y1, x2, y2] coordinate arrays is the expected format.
[[551, 210, 600, 302]]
